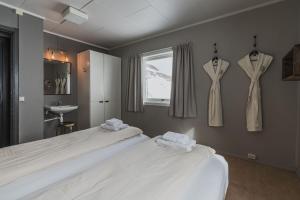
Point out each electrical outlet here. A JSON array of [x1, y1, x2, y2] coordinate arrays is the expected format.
[[247, 153, 257, 160]]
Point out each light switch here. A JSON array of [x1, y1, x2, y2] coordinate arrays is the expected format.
[[19, 96, 25, 102]]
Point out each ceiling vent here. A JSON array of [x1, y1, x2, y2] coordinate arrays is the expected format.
[[63, 7, 88, 24]]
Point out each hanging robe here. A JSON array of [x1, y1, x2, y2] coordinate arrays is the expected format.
[[203, 59, 229, 127], [238, 53, 273, 132]]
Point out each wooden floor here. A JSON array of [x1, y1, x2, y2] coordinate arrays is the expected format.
[[225, 156, 300, 200]]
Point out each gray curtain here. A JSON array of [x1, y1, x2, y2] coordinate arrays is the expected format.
[[169, 43, 197, 118], [126, 55, 144, 112]]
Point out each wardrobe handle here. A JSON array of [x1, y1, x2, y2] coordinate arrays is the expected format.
[[99, 101, 104, 103], [104, 100, 109, 103]]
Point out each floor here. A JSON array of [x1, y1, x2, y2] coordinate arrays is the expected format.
[[225, 156, 300, 200]]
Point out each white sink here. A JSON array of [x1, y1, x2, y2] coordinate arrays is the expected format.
[[45, 105, 78, 123], [45, 105, 78, 114]]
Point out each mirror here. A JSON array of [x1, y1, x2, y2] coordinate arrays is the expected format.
[[44, 59, 71, 95]]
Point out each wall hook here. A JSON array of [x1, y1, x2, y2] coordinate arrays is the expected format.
[[253, 35, 257, 49], [214, 43, 218, 54]]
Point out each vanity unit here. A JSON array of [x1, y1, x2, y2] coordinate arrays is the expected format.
[[77, 50, 121, 130], [44, 58, 79, 136]]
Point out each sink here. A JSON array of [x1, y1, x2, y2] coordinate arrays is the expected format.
[[45, 105, 78, 114], [45, 105, 78, 123]]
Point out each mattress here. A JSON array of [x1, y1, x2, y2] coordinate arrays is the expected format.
[[0, 133, 149, 200], [25, 137, 228, 200]]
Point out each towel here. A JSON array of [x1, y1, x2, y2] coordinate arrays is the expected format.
[[101, 123, 129, 131], [162, 131, 191, 145], [156, 137, 196, 152], [105, 118, 123, 126]]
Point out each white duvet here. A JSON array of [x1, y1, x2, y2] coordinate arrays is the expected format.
[[29, 137, 216, 200], [0, 126, 142, 186]]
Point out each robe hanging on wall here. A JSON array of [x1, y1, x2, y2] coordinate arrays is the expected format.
[[203, 59, 229, 127], [238, 53, 273, 132]]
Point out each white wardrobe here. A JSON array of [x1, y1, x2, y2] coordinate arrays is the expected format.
[[77, 50, 121, 130]]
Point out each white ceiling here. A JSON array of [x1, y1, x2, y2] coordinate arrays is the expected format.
[[0, 0, 282, 49]]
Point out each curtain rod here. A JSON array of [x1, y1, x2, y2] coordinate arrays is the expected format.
[[140, 42, 192, 57], [140, 47, 173, 57]]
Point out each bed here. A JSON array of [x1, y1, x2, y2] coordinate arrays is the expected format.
[[0, 126, 147, 200], [21, 137, 229, 200]]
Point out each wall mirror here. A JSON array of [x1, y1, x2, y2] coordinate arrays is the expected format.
[[44, 59, 71, 95]]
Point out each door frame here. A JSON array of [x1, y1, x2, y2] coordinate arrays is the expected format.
[[0, 25, 19, 145]]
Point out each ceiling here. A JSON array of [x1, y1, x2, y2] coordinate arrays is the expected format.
[[0, 0, 282, 49]]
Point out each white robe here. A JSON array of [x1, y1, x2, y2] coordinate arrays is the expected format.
[[238, 53, 273, 132], [203, 59, 229, 127]]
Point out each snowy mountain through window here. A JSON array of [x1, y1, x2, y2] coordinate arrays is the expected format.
[[142, 48, 173, 105]]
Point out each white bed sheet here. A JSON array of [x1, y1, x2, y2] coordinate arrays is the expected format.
[[0, 134, 149, 200], [183, 155, 229, 200], [0, 126, 142, 187], [23, 138, 228, 200]]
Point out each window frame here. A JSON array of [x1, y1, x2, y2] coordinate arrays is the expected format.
[[141, 48, 173, 107]]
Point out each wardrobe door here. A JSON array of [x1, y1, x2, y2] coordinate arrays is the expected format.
[[103, 54, 121, 120], [90, 101, 105, 127], [90, 51, 104, 102], [90, 51, 105, 127]]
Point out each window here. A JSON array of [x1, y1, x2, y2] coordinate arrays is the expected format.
[[142, 48, 173, 106]]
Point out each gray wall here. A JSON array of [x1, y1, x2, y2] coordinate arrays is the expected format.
[[43, 33, 106, 138], [111, 0, 299, 170], [296, 0, 300, 176], [0, 5, 17, 29], [0, 4, 107, 141], [297, 76, 300, 175], [0, 5, 44, 143], [19, 14, 44, 143]]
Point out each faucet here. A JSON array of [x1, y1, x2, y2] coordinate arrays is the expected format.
[[57, 100, 63, 106]]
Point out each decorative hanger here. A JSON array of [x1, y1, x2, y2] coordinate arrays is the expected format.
[[249, 35, 259, 60], [212, 43, 218, 61], [212, 43, 219, 66]]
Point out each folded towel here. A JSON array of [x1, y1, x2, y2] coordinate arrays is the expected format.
[[101, 123, 129, 131], [105, 118, 123, 126], [162, 131, 191, 145], [156, 137, 196, 152]]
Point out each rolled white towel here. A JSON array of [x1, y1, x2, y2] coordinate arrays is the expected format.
[[101, 124, 119, 131], [162, 131, 191, 145], [105, 118, 123, 126], [156, 137, 196, 152], [119, 123, 129, 129], [101, 123, 129, 131]]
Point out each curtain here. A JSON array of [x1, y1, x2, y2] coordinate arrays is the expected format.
[[126, 55, 144, 112], [169, 43, 197, 118]]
